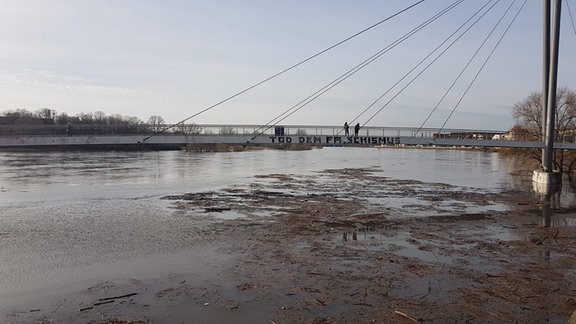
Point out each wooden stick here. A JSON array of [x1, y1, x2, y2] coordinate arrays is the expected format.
[[98, 292, 137, 301], [394, 310, 420, 323], [93, 300, 115, 306]]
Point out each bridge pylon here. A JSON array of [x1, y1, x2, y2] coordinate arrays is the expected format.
[[533, 0, 562, 187]]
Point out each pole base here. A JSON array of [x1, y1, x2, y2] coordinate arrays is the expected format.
[[532, 169, 562, 186]]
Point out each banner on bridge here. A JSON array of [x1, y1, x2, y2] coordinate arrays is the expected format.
[[269, 136, 401, 145]]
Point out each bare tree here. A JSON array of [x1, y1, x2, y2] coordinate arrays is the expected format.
[[35, 108, 53, 120], [148, 115, 165, 134], [76, 112, 94, 124], [512, 87, 576, 174], [3, 109, 37, 123], [93, 111, 107, 124], [175, 123, 201, 135], [219, 126, 236, 135], [55, 112, 70, 124], [295, 128, 308, 136], [1, 108, 156, 135], [513, 87, 576, 140]]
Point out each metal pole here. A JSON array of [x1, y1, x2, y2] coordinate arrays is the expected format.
[[543, 0, 562, 172], [542, 0, 551, 167]]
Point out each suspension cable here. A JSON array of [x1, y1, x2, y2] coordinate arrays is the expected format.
[[359, 0, 501, 128], [415, 0, 513, 135], [250, 0, 464, 140], [349, 0, 494, 135], [566, 0, 576, 37], [141, 0, 427, 142], [436, 0, 528, 136]]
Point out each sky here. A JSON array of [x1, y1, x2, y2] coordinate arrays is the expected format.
[[1, 0, 576, 131]]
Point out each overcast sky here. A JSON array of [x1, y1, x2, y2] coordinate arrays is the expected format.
[[1, 0, 576, 131]]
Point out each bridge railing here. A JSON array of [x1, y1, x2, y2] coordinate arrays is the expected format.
[[0, 123, 152, 136], [0, 123, 534, 141]]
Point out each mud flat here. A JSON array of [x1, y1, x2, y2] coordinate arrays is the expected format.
[[7, 168, 576, 323]]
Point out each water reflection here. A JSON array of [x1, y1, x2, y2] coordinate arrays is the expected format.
[[531, 183, 565, 263], [342, 231, 357, 241], [533, 182, 563, 228]]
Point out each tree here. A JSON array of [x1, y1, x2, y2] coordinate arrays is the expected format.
[[108, 114, 124, 124], [76, 112, 94, 124], [93, 111, 107, 124], [513, 87, 576, 140], [148, 115, 165, 134], [175, 123, 201, 135], [219, 126, 236, 135], [1, 108, 154, 135], [3, 109, 37, 123], [512, 87, 576, 174], [55, 112, 70, 124], [295, 129, 308, 136], [35, 108, 54, 119]]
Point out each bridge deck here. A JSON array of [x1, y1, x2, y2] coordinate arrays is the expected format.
[[1, 133, 576, 150], [1, 124, 574, 150]]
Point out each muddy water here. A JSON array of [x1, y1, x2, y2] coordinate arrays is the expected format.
[[0, 147, 572, 317]]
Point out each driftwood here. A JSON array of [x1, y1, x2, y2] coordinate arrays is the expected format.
[[93, 300, 114, 306], [394, 310, 420, 323], [79, 292, 138, 312], [98, 292, 137, 301], [204, 207, 231, 212]]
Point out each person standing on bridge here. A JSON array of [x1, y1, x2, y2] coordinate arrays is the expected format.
[[354, 123, 360, 137], [344, 122, 349, 136]]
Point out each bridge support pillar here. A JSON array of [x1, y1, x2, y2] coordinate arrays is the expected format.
[[534, 0, 562, 188], [532, 170, 561, 186]]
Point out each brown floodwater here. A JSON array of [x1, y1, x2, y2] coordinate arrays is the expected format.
[[1, 147, 575, 322]]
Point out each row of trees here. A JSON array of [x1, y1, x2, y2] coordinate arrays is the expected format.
[[0, 108, 165, 127], [0, 109, 233, 136], [0, 108, 196, 135]]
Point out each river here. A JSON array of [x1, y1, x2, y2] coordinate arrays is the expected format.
[[0, 147, 572, 317]]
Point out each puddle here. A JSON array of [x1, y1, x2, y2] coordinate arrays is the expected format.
[[486, 212, 576, 241], [392, 243, 453, 264], [335, 231, 454, 265], [332, 228, 514, 273], [485, 224, 533, 242], [366, 196, 507, 219], [391, 275, 474, 302], [207, 210, 247, 220], [199, 208, 280, 220], [547, 214, 576, 226]]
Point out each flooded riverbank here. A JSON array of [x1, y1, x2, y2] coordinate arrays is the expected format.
[[1, 148, 576, 322]]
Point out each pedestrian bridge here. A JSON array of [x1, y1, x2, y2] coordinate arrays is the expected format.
[[1, 123, 575, 150]]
